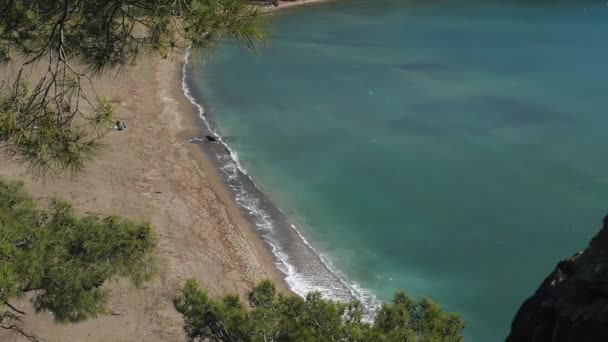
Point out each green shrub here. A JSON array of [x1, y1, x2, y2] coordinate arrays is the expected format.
[[175, 279, 465, 341], [0, 179, 156, 328]]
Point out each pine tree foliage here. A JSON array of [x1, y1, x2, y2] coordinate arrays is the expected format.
[[0, 179, 156, 338], [0, 0, 265, 175], [175, 279, 465, 342]]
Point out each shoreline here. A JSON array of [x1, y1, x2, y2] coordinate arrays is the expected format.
[[175, 0, 380, 318], [174, 52, 291, 294], [181, 28, 380, 317], [258, 0, 338, 13]]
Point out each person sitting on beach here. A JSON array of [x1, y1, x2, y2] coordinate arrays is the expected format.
[[115, 120, 127, 131]]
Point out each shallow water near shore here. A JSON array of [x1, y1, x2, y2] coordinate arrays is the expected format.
[[187, 0, 608, 340]]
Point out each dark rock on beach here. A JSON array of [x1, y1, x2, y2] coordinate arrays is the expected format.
[[205, 135, 219, 142], [507, 215, 608, 342]]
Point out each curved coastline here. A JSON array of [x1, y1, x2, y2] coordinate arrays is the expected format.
[[181, 49, 380, 314], [259, 0, 339, 13]]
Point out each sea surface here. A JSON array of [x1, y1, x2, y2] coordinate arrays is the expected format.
[[185, 0, 608, 340]]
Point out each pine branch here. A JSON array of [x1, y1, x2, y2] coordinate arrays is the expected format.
[[4, 302, 26, 316], [0, 310, 46, 342]]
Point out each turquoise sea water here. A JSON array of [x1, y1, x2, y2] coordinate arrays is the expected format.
[[187, 0, 608, 340]]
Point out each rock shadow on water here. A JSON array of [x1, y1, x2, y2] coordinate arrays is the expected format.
[[385, 94, 575, 140], [394, 61, 449, 73], [475, 95, 575, 126], [385, 102, 477, 137], [386, 115, 447, 136]]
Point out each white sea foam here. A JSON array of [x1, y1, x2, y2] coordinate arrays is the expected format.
[[181, 47, 380, 317], [286, 223, 380, 313]]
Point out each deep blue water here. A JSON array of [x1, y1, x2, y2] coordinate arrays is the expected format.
[[188, 0, 608, 340]]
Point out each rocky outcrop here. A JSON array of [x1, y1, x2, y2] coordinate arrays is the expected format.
[[507, 215, 608, 342]]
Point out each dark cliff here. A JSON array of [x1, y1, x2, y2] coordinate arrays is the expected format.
[[507, 215, 608, 342]]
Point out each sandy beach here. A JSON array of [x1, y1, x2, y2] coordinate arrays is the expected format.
[[0, 54, 287, 341], [258, 0, 337, 12]]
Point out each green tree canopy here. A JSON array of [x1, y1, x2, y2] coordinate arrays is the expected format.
[[0, 0, 264, 175], [174, 279, 465, 342], [0, 179, 156, 339]]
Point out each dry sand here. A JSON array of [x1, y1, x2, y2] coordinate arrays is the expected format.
[[0, 55, 287, 341]]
